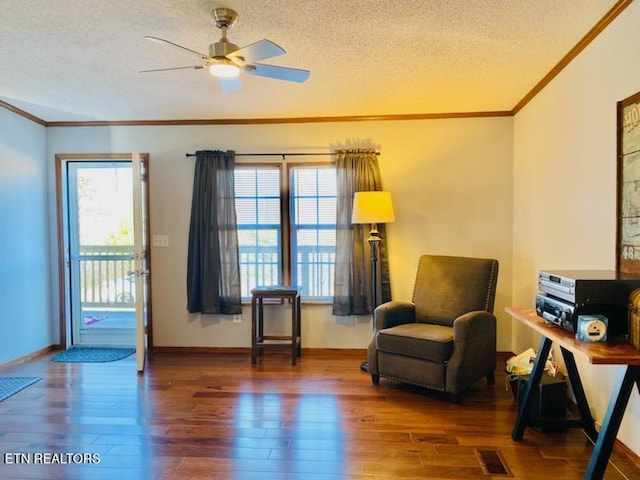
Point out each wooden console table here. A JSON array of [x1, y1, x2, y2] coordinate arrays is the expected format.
[[251, 286, 301, 365], [506, 306, 640, 480]]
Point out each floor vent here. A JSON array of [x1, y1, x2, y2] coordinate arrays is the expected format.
[[476, 449, 512, 476]]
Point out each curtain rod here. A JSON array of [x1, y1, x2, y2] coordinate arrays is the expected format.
[[185, 151, 379, 158]]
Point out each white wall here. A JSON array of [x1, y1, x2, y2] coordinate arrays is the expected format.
[[46, 116, 513, 351], [513, 0, 640, 456], [0, 108, 52, 364]]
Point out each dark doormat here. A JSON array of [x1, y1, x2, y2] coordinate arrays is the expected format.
[[0, 377, 42, 402], [52, 347, 135, 363]]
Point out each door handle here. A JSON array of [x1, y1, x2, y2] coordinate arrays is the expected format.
[[127, 270, 150, 278]]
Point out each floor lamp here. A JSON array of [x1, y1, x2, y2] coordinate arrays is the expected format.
[[351, 191, 395, 372]]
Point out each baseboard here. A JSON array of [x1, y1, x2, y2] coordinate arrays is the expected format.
[[0, 344, 60, 371], [151, 348, 513, 360], [150, 346, 367, 356], [151, 346, 251, 355], [615, 438, 640, 469], [566, 400, 640, 468]]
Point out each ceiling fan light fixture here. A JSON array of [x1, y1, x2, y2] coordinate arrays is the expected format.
[[208, 62, 240, 78], [143, 7, 310, 90]]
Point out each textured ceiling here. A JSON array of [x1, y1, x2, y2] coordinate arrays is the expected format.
[[0, 0, 619, 122]]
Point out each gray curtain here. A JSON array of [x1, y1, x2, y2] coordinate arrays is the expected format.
[[332, 149, 391, 316], [186, 150, 241, 314]]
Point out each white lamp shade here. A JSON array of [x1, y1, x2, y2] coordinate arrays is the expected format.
[[351, 191, 395, 225]]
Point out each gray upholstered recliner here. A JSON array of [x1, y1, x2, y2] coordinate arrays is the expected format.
[[367, 254, 499, 397]]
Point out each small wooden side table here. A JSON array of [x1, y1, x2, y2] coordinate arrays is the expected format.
[[251, 286, 301, 365]]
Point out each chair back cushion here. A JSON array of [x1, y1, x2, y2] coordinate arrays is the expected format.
[[412, 255, 498, 326]]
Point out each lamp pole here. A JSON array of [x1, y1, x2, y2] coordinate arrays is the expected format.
[[350, 191, 395, 373], [367, 224, 381, 311], [360, 223, 381, 372]]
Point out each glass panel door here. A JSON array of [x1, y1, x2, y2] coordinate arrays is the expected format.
[[67, 161, 135, 346]]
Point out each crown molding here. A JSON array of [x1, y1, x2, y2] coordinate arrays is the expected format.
[[45, 110, 512, 127], [511, 0, 632, 115], [0, 99, 46, 126]]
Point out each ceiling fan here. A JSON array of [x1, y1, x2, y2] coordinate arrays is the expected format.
[[141, 7, 310, 92]]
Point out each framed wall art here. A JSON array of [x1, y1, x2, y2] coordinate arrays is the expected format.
[[617, 90, 640, 273]]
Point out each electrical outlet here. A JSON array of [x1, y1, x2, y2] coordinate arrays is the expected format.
[[232, 314, 242, 323]]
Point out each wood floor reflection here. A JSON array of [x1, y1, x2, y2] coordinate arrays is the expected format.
[[0, 349, 638, 479]]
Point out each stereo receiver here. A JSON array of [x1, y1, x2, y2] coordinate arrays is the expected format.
[[536, 270, 640, 338]]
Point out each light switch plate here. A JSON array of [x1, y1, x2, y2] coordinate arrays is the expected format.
[[152, 234, 169, 247]]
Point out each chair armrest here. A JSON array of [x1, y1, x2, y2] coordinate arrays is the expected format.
[[368, 301, 416, 376], [446, 311, 497, 394], [373, 301, 416, 330], [452, 310, 496, 341]]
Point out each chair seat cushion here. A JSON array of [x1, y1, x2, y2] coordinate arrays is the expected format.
[[377, 323, 453, 363]]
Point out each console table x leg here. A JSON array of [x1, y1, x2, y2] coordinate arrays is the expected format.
[[512, 335, 553, 440], [586, 365, 640, 480], [561, 347, 598, 442]]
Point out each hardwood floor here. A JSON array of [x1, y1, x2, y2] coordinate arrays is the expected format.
[[0, 349, 638, 479]]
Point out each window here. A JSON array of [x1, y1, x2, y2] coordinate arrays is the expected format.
[[234, 163, 337, 302], [290, 167, 337, 301], [235, 166, 282, 294]]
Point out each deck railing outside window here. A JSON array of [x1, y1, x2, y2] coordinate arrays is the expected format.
[[80, 244, 336, 307], [239, 245, 335, 301]]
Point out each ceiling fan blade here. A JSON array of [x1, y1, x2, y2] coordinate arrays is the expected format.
[[227, 39, 285, 63], [140, 65, 204, 73], [219, 76, 242, 93], [145, 36, 211, 60], [245, 63, 310, 83]]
